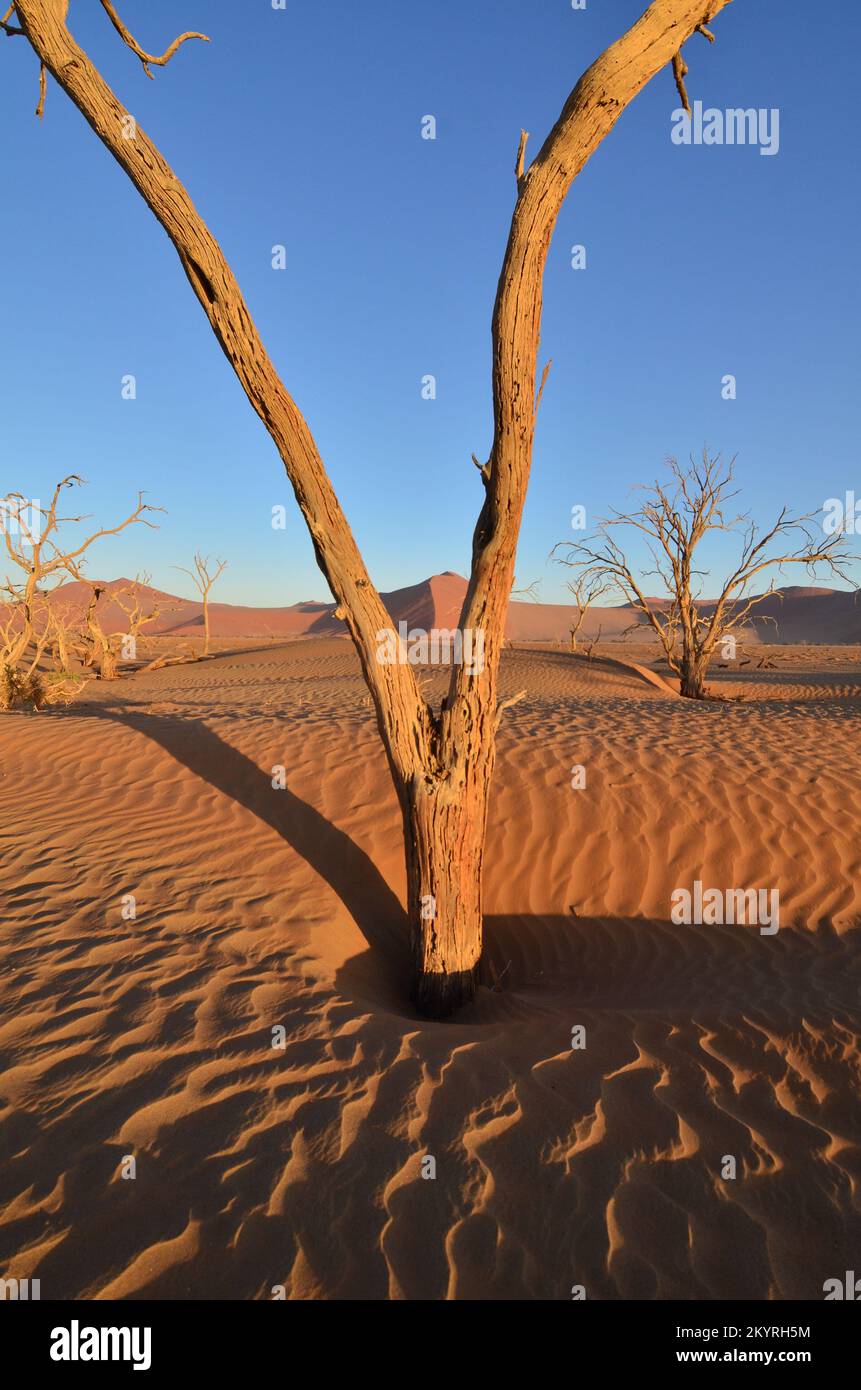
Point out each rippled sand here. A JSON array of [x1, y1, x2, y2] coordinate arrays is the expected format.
[[1, 640, 859, 1299]]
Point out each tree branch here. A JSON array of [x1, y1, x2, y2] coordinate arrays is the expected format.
[[672, 51, 691, 114], [494, 688, 526, 731], [98, 1, 209, 80], [0, 3, 23, 36], [515, 129, 529, 189], [535, 358, 552, 417], [12, 0, 438, 781], [451, 0, 732, 746]]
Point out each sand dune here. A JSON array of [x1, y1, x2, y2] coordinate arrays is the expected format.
[[1, 640, 859, 1299], [46, 573, 861, 646]]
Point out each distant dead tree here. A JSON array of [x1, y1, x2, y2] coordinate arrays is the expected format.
[[7, 0, 735, 1012], [555, 451, 852, 700], [0, 477, 158, 707], [555, 571, 610, 651], [70, 574, 171, 679], [113, 573, 172, 659], [107, 574, 192, 671], [583, 625, 603, 663], [174, 553, 227, 655]]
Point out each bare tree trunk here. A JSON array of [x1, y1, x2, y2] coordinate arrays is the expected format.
[[677, 620, 706, 696], [11, 0, 733, 1013], [678, 624, 707, 698], [400, 754, 492, 1014], [84, 587, 119, 679], [679, 663, 706, 699], [175, 556, 226, 654]]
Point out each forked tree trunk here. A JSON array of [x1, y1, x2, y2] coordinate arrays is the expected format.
[[401, 755, 493, 1015], [12, 0, 733, 1014]]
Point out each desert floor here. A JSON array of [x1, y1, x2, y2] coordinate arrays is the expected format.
[[1, 639, 860, 1300]]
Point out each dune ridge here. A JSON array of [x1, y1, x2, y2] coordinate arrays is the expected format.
[[44, 573, 861, 646]]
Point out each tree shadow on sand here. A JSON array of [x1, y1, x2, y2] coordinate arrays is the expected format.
[[90, 703, 412, 977]]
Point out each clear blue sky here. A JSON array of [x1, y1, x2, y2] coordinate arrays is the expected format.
[[3, 0, 859, 605]]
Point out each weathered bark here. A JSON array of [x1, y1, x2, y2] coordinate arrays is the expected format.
[[679, 660, 707, 699], [83, 586, 119, 679], [403, 761, 491, 1015], [10, 0, 733, 1013]]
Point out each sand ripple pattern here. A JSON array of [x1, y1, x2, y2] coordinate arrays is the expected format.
[[0, 642, 859, 1299]]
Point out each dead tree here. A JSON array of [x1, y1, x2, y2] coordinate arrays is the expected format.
[[583, 626, 603, 664], [6, 0, 735, 1012], [555, 571, 610, 651], [78, 582, 119, 679], [66, 575, 169, 678], [0, 586, 53, 707], [1, 477, 158, 705], [174, 553, 226, 655], [555, 451, 852, 700], [112, 573, 173, 665]]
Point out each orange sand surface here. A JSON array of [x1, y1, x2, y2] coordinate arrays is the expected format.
[[1, 640, 860, 1299]]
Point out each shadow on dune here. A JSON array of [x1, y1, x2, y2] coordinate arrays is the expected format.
[[333, 910, 861, 1025], [89, 704, 411, 978], [479, 911, 861, 1015]]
